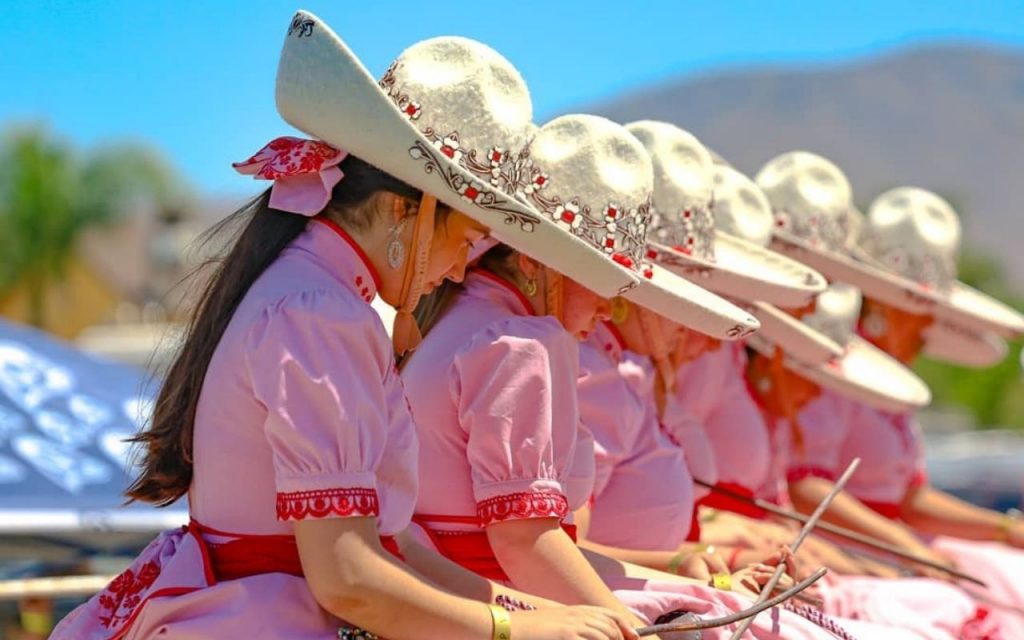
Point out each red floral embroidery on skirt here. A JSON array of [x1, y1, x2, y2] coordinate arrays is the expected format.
[[97, 561, 161, 629], [476, 490, 568, 526], [276, 487, 380, 521]]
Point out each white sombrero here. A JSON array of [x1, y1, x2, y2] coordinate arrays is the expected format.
[[274, 11, 638, 298], [920, 320, 1008, 369], [854, 188, 1024, 340], [520, 115, 760, 339], [755, 152, 937, 314], [626, 122, 827, 310], [706, 163, 842, 364], [749, 283, 932, 412]]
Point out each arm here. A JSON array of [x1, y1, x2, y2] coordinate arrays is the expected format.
[[298, 518, 638, 640], [486, 518, 649, 628], [900, 483, 1024, 546], [297, 517, 497, 639], [394, 530, 562, 609], [789, 477, 951, 576]]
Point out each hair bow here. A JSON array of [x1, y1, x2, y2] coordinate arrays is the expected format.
[[233, 136, 349, 216]]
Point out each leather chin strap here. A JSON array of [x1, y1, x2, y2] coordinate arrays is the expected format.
[[638, 308, 676, 418], [769, 346, 806, 455], [542, 266, 564, 323], [391, 193, 437, 357]]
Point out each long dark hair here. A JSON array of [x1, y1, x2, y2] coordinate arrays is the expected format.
[[126, 155, 425, 506]]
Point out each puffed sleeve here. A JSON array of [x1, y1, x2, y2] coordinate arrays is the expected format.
[[786, 392, 852, 484], [245, 290, 397, 522], [577, 344, 645, 500], [451, 316, 579, 526]]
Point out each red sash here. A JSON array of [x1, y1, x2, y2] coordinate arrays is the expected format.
[[412, 514, 577, 582], [192, 520, 402, 581], [698, 482, 768, 520]]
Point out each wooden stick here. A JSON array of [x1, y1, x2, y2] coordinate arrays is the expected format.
[[636, 567, 828, 636], [0, 574, 116, 601], [694, 478, 988, 587], [728, 458, 860, 640]]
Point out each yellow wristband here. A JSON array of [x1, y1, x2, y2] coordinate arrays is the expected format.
[[997, 509, 1022, 543], [711, 573, 732, 591], [489, 604, 512, 640]]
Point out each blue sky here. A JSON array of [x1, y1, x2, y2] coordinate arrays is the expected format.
[[2, 1, 1023, 196]]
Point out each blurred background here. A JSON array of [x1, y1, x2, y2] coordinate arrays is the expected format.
[[0, 1, 1023, 636]]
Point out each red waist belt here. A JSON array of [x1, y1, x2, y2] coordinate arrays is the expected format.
[[412, 514, 577, 582], [860, 501, 902, 520], [190, 520, 402, 581], [698, 482, 768, 520]]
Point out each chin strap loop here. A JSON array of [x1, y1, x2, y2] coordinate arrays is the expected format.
[[391, 194, 437, 357]]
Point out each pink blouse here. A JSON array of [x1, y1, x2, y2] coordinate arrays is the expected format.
[[190, 219, 418, 536], [668, 343, 771, 493], [578, 323, 694, 551], [837, 404, 929, 510], [779, 390, 927, 513], [401, 271, 584, 530]]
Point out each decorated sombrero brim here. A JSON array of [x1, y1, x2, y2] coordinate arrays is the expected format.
[[523, 114, 760, 341], [651, 231, 827, 308], [936, 281, 1024, 339], [275, 11, 638, 298], [742, 300, 843, 365], [922, 320, 1008, 368], [749, 333, 932, 412], [625, 261, 761, 340], [770, 232, 939, 313]]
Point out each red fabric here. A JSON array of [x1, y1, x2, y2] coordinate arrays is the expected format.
[[191, 520, 402, 582], [860, 501, 903, 519], [786, 466, 837, 485], [686, 510, 702, 542], [698, 482, 768, 520], [413, 514, 577, 582]]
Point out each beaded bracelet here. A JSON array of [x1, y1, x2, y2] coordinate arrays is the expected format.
[[338, 627, 378, 640]]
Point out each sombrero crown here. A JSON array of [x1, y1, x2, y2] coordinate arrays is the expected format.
[[521, 114, 760, 339], [274, 11, 638, 297], [627, 123, 826, 309]]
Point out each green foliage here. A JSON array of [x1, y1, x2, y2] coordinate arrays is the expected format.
[[912, 248, 1024, 430], [0, 125, 188, 326]]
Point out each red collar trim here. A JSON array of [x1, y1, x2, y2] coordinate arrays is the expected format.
[[602, 321, 627, 354], [316, 218, 382, 291], [472, 269, 536, 316]]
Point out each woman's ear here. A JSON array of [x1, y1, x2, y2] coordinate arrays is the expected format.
[[377, 191, 418, 226]]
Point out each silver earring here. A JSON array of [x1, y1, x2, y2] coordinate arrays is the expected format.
[[386, 218, 409, 270]]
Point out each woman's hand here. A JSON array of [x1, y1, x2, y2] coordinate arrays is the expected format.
[[675, 549, 730, 581], [730, 562, 795, 600], [512, 606, 640, 640]]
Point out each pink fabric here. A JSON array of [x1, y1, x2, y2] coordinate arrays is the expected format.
[[667, 343, 771, 495], [233, 137, 348, 216], [784, 391, 857, 485], [834, 401, 929, 507], [54, 220, 416, 638], [821, 575, 1002, 640], [402, 271, 580, 529], [578, 324, 694, 551], [833, 401, 1023, 638]]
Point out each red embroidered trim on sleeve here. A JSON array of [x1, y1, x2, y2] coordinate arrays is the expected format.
[[476, 490, 568, 526], [276, 488, 380, 521], [786, 466, 837, 484]]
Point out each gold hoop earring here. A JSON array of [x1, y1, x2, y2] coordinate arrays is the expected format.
[[523, 278, 538, 297], [610, 296, 630, 325]]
